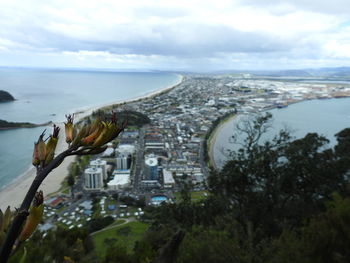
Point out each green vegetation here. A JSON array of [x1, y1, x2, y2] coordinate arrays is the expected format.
[[90, 110, 151, 128], [0, 119, 52, 129], [110, 219, 126, 226], [8, 227, 95, 263], [92, 221, 148, 258], [137, 113, 350, 263], [174, 190, 209, 203], [0, 90, 14, 102], [8, 113, 350, 263]]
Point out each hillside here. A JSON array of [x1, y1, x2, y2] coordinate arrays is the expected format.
[[0, 90, 15, 102], [0, 119, 52, 129]]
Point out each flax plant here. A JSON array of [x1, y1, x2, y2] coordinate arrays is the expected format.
[[0, 112, 127, 263]]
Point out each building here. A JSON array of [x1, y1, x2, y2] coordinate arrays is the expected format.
[[116, 144, 135, 155], [107, 170, 130, 190], [84, 167, 103, 189], [90, 159, 107, 179], [116, 153, 130, 170], [163, 169, 175, 189], [102, 147, 115, 157], [140, 180, 161, 189], [46, 196, 64, 209], [144, 156, 158, 180]]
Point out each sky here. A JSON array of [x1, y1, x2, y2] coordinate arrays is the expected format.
[[0, 0, 350, 71]]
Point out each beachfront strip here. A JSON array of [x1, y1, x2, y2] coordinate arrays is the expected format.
[[41, 74, 350, 231]]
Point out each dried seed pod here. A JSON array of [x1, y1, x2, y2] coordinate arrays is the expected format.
[[18, 191, 44, 242]]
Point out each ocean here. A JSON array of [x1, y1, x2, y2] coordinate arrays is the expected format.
[[212, 97, 350, 169], [0, 68, 181, 189]]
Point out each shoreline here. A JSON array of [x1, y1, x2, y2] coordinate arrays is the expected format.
[[207, 96, 350, 171], [69, 74, 183, 123], [0, 74, 183, 211], [207, 114, 237, 171]]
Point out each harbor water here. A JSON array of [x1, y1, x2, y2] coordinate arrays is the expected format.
[[212, 97, 350, 169], [0, 68, 180, 189]]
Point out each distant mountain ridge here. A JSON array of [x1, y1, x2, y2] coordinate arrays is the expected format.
[[0, 90, 15, 102], [208, 67, 350, 78], [0, 119, 52, 129]]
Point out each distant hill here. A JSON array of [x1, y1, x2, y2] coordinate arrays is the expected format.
[[0, 90, 15, 102], [252, 67, 350, 78], [0, 119, 52, 129], [208, 67, 350, 78], [90, 110, 151, 128]]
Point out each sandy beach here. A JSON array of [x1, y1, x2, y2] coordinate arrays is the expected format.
[[0, 75, 183, 211], [208, 114, 236, 171]]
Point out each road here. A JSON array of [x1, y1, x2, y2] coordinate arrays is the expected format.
[[199, 139, 209, 178], [132, 127, 145, 193]]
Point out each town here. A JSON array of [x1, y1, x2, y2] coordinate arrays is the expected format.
[[41, 74, 350, 232]]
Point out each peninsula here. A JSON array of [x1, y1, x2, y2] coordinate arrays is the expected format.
[[0, 119, 52, 130], [0, 90, 15, 102]]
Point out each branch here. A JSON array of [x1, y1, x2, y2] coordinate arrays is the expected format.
[[0, 148, 73, 262]]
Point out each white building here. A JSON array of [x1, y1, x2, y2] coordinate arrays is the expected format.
[[90, 159, 107, 179], [102, 147, 115, 157], [107, 170, 130, 190], [116, 144, 135, 155], [163, 169, 175, 189], [84, 167, 103, 189]]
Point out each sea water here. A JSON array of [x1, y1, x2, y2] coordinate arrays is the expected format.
[[0, 68, 180, 189], [212, 97, 350, 169]]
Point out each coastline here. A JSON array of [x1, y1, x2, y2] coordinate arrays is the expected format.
[[207, 96, 350, 172], [207, 114, 237, 171], [0, 74, 183, 211]]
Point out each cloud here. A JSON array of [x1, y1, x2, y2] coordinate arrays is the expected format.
[[240, 0, 350, 15], [0, 0, 349, 70]]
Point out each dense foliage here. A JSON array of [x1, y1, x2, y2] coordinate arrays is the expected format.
[[142, 113, 350, 263], [91, 110, 150, 127], [0, 119, 50, 129], [11, 114, 350, 262], [0, 90, 14, 102]]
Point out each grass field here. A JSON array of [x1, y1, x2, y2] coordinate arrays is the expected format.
[[174, 190, 209, 202], [92, 221, 149, 258]]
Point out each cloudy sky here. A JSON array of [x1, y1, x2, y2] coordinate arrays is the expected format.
[[1, 0, 350, 71]]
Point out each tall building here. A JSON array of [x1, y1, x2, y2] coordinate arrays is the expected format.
[[144, 156, 158, 180], [116, 153, 130, 170], [90, 159, 107, 179], [84, 167, 103, 189]]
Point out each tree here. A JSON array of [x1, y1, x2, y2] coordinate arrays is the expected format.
[[104, 243, 132, 263], [67, 175, 75, 188], [176, 228, 243, 263], [208, 113, 350, 244], [270, 194, 350, 263]]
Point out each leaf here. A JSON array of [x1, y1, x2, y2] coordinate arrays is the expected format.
[[3, 206, 12, 231], [0, 230, 6, 247], [19, 247, 27, 263], [0, 209, 3, 232]]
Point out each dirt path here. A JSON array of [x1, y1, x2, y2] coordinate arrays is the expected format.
[[90, 217, 136, 236]]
